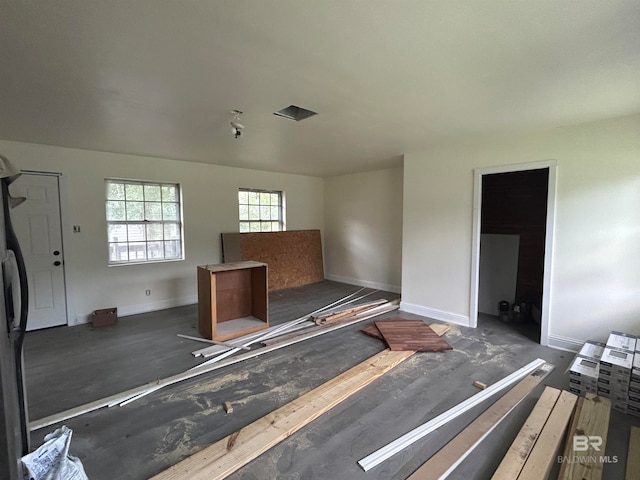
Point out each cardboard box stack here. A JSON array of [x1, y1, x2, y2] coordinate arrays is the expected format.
[[569, 341, 605, 396], [569, 331, 640, 416], [629, 347, 640, 417], [597, 331, 637, 415]]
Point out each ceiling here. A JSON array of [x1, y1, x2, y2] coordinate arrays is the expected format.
[[1, 1, 639, 177]]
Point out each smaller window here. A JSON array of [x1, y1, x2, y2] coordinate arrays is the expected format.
[[105, 179, 184, 264], [238, 188, 284, 232]]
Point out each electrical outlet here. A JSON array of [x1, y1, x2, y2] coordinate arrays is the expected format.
[[145, 290, 151, 296], [73, 225, 81, 233]]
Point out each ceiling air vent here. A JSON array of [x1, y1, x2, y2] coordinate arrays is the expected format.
[[273, 105, 317, 122]]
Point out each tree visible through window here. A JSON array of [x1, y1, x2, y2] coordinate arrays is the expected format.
[[105, 179, 183, 264], [238, 189, 284, 232]]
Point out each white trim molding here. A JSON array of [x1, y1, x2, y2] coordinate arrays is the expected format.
[[325, 274, 401, 294], [547, 334, 583, 353], [399, 302, 470, 326]]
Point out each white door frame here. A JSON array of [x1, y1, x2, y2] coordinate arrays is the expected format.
[[19, 170, 75, 327], [469, 160, 557, 346]]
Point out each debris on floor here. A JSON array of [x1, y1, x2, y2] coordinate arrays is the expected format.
[[21, 425, 88, 480]]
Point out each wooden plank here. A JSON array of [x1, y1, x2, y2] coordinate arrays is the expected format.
[[558, 393, 611, 480], [362, 320, 450, 340], [626, 426, 640, 480], [150, 349, 415, 480], [517, 390, 578, 480], [375, 320, 452, 351], [407, 364, 555, 480], [491, 386, 562, 479]]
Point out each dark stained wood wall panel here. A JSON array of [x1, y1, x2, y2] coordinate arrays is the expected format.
[[481, 169, 548, 308], [221, 230, 324, 291]]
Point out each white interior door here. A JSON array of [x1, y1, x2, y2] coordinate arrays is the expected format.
[[10, 173, 67, 330]]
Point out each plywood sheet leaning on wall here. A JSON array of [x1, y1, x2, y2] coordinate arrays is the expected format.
[[221, 230, 324, 290]]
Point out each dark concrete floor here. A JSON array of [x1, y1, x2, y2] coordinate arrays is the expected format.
[[23, 281, 638, 480]]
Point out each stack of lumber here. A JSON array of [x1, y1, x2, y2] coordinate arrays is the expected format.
[[493, 389, 618, 480], [362, 317, 453, 352]]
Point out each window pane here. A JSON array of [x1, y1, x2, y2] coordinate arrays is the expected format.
[[270, 193, 279, 205], [239, 205, 249, 220], [164, 223, 180, 240], [239, 222, 249, 233], [144, 184, 161, 201], [128, 242, 147, 260], [147, 241, 164, 259], [238, 191, 248, 204], [109, 243, 129, 262], [127, 224, 145, 241], [260, 192, 270, 205], [106, 182, 125, 200], [271, 221, 280, 231], [107, 224, 127, 242], [125, 184, 144, 201], [260, 206, 270, 219], [146, 223, 163, 241], [270, 206, 279, 220], [249, 222, 260, 232], [162, 203, 179, 220], [248, 206, 259, 220], [145, 202, 162, 221], [248, 191, 259, 204], [260, 222, 271, 232], [106, 201, 126, 221], [126, 201, 144, 221], [164, 240, 181, 259], [161, 185, 177, 202]]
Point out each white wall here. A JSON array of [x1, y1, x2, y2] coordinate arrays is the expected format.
[[323, 166, 403, 292], [0, 140, 324, 323], [401, 114, 640, 349]]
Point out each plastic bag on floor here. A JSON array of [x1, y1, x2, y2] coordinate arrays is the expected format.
[[21, 426, 88, 480]]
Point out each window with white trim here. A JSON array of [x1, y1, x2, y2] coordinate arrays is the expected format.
[[238, 188, 284, 232], [105, 179, 183, 264]]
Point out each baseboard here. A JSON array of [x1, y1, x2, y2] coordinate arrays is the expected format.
[[547, 334, 583, 353], [325, 274, 401, 294], [399, 301, 470, 327], [73, 295, 198, 325]]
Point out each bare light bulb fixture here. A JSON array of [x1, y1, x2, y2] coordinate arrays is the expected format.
[[230, 110, 244, 139]]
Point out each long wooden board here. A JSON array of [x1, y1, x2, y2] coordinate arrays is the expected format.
[[375, 320, 452, 352], [150, 349, 414, 480], [558, 393, 611, 480], [491, 386, 562, 479], [517, 390, 578, 480], [407, 364, 555, 480], [627, 426, 640, 480]]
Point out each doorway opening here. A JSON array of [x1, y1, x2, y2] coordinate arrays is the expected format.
[[470, 161, 557, 346]]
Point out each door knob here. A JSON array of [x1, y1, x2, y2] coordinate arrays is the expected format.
[[53, 261, 61, 266], [53, 250, 60, 256]]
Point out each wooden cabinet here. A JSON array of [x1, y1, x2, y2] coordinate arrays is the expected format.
[[197, 261, 268, 341]]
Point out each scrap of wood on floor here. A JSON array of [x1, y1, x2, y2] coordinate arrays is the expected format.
[[150, 349, 415, 480], [361, 318, 452, 351], [361, 319, 451, 340]]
